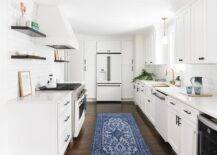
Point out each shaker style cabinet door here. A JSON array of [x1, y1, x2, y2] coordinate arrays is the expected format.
[[180, 118, 197, 155], [191, 0, 206, 63], [167, 107, 181, 154], [174, 8, 191, 64], [97, 41, 121, 53], [205, 0, 217, 63]]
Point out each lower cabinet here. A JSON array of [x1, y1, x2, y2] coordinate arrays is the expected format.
[[168, 105, 181, 154], [8, 93, 72, 155], [180, 118, 197, 155], [167, 97, 198, 155]]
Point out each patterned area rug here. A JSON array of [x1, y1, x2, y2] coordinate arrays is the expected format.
[[92, 113, 151, 155]]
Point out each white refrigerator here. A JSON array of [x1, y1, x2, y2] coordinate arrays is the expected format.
[[97, 53, 122, 101]]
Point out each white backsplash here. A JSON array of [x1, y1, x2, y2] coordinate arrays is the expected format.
[[145, 64, 217, 93], [1, 0, 65, 102]]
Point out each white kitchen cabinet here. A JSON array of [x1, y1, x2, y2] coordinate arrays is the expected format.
[[180, 118, 197, 155], [205, 0, 217, 63], [144, 26, 168, 65], [167, 97, 199, 155], [97, 40, 121, 53], [174, 0, 217, 64], [140, 85, 147, 114], [168, 104, 181, 154], [121, 40, 134, 100], [191, 0, 206, 63], [144, 30, 155, 65], [8, 93, 72, 155], [134, 35, 145, 76], [134, 82, 141, 105], [174, 8, 191, 64], [145, 86, 155, 125], [84, 41, 97, 100]]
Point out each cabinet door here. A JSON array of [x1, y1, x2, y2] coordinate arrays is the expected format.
[[84, 41, 97, 99], [183, 8, 191, 63], [121, 41, 134, 100], [205, 0, 217, 63], [148, 97, 155, 125], [180, 118, 197, 155], [168, 107, 181, 154], [191, 0, 205, 63], [174, 14, 185, 64], [97, 41, 121, 53]]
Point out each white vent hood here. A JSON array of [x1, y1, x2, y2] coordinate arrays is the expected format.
[[35, 5, 79, 50]]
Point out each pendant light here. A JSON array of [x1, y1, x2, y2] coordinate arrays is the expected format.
[[162, 17, 168, 45]]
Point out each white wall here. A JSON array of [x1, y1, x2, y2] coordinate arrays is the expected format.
[[6, 0, 65, 101], [0, 1, 65, 154]]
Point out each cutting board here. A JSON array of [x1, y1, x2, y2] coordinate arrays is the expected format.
[[180, 92, 213, 97]]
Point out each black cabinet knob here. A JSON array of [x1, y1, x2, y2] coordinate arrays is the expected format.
[[199, 57, 205, 60], [179, 59, 183, 62]]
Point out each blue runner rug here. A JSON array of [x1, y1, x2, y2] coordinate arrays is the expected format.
[[91, 113, 151, 155]]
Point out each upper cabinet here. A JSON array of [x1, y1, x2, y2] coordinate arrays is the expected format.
[[174, 0, 217, 64], [97, 40, 121, 53], [174, 8, 191, 64], [205, 0, 217, 63], [144, 26, 169, 65], [191, 0, 206, 63]]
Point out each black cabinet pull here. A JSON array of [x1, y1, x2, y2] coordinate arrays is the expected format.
[[199, 57, 205, 60], [176, 115, 178, 125], [178, 116, 182, 126], [184, 110, 191, 115], [150, 62, 153, 64], [64, 101, 70, 106], [170, 102, 175, 106], [64, 116, 70, 122], [148, 100, 150, 102], [179, 59, 183, 62]]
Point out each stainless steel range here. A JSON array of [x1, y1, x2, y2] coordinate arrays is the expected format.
[[39, 83, 87, 138]]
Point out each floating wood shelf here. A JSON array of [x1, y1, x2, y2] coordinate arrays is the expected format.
[[54, 60, 69, 63], [11, 55, 46, 60], [11, 26, 46, 37]]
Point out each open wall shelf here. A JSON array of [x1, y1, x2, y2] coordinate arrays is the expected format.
[[11, 26, 46, 37], [11, 55, 46, 60], [54, 60, 69, 63]]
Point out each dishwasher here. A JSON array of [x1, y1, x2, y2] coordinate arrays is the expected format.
[[198, 114, 217, 155], [152, 90, 168, 141]]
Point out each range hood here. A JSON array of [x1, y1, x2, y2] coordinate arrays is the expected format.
[[35, 5, 79, 50]]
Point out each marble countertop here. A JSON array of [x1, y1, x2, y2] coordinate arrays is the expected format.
[[137, 80, 217, 119], [8, 91, 72, 104], [156, 86, 217, 119]]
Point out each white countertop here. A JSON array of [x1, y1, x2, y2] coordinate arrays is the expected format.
[[8, 91, 72, 104], [137, 80, 217, 119], [156, 86, 217, 119]]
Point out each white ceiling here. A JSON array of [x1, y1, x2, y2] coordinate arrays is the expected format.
[[35, 0, 190, 35]]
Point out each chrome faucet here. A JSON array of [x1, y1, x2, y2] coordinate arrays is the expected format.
[[166, 68, 175, 85]]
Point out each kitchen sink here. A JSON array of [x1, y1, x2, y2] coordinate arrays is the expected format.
[[150, 82, 171, 87]]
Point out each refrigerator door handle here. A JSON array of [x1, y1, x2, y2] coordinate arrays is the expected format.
[[107, 56, 111, 81]]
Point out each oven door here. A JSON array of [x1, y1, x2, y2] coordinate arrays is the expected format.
[[198, 115, 217, 155], [74, 94, 86, 137], [78, 95, 86, 120]]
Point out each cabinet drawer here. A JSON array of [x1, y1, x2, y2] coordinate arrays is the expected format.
[[167, 97, 182, 112], [58, 95, 71, 116], [181, 104, 199, 123], [59, 107, 71, 132], [59, 125, 71, 155]]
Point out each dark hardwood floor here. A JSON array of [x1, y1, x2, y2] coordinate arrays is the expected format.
[[65, 102, 175, 155]]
